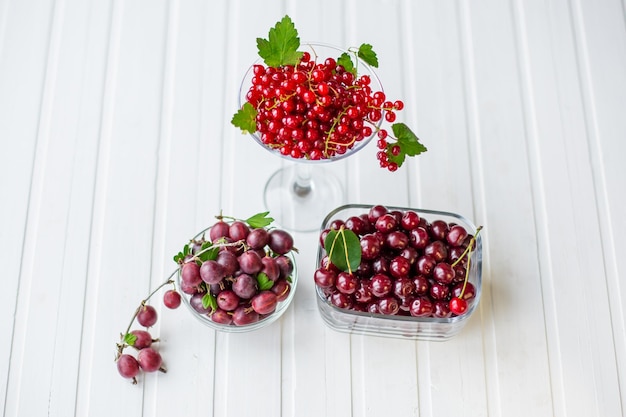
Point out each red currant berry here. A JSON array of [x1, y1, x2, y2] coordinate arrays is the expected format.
[[369, 109, 382, 122], [385, 111, 397, 122], [373, 91, 386, 102]]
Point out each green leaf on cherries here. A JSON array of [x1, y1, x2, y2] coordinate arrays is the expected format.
[[246, 211, 274, 228], [337, 52, 356, 75], [123, 332, 137, 346], [387, 123, 428, 167], [324, 228, 361, 274], [357, 43, 378, 68], [197, 241, 219, 262], [202, 292, 217, 312], [286, 275, 293, 284], [256, 15, 303, 67], [231, 102, 257, 134], [256, 272, 274, 291]]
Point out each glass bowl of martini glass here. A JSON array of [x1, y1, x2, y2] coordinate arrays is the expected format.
[[235, 42, 384, 232]]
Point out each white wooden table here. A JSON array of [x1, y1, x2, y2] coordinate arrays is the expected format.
[[1, 1, 625, 416]]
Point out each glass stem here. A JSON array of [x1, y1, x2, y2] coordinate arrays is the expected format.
[[292, 163, 313, 198]]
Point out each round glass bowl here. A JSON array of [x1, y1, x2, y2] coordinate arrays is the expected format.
[[315, 204, 483, 340], [237, 43, 384, 232], [176, 228, 298, 333]]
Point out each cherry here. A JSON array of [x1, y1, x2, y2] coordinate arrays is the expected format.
[[354, 280, 373, 303], [369, 274, 395, 299], [385, 230, 409, 251], [449, 297, 468, 315], [330, 292, 353, 309], [451, 282, 476, 301], [378, 297, 400, 315], [432, 301, 451, 318], [429, 220, 449, 241], [400, 210, 421, 230], [429, 282, 450, 301], [413, 275, 430, 295], [424, 240, 448, 262], [360, 234, 382, 260], [367, 205, 388, 223], [389, 256, 411, 278], [432, 262, 455, 285], [447, 224, 468, 247], [314, 267, 337, 288], [410, 297, 433, 317], [375, 213, 398, 233], [393, 277, 415, 298], [335, 272, 358, 295], [345, 216, 368, 235], [416, 255, 436, 276]]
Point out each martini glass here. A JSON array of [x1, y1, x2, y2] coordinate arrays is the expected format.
[[238, 43, 383, 232]]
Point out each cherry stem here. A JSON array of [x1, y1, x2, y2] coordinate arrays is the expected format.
[[450, 226, 482, 299]]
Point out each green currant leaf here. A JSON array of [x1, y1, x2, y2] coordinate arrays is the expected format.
[[337, 52, 356, 75], [246, 211, 274, 228], [123, 332, 137, 346], [256, 272, 274, 291], [324, 228, 361, 273], [256, 15, 303, 67], [231, 102, 257, 134], [387, 123, 428, 167], [357, 43, 378, 68], [202, 292, 217, 312]]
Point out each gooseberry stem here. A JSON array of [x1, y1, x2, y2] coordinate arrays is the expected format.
[[117, 270, 177, 357]]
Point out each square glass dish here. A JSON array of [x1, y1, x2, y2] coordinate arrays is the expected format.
[[315, 204, 483, 341]]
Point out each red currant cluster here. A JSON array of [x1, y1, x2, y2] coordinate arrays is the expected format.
[[244, 51, 405, 170], [315, 205, 480, 318]]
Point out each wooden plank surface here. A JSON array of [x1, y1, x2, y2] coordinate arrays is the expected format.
[[0, 0, 624, 416]]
